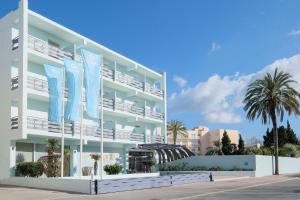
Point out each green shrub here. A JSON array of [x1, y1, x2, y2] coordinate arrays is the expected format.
[[280, 144, 300, 157], [158, 164, 253, 171], [209, 166, 224, 171], [16, 162, 43, 177], [104, 163, 122, 175]]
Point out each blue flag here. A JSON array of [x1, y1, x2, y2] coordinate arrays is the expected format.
[[64, 59, 82, 122], [81, 49, 101, 119], [44, 64, 64, 123]]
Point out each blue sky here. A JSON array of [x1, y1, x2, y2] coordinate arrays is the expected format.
[[2, 0, 300, 141]]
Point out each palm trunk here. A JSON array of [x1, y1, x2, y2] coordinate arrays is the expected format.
[[271, 110, 279, 175], [173, 132, 177, 145]]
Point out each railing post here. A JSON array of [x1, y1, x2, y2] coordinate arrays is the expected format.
[[209, 172, 213, 182], [95, 180, 98, 194]]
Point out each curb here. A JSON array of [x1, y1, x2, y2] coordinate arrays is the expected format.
[[213, 176, 251, 182]]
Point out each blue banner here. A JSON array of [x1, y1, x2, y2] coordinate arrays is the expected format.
[[81, 49, 101, 119], [64, 59, 82, 122], [44, 64, 64, 123]]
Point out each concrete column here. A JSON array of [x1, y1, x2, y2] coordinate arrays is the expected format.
[[70, 144, 79, 177], [122, 145, 128, 172], [9, 141, 16, 177]]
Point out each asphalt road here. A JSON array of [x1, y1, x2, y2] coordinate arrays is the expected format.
[[1, 174, 300, 200]]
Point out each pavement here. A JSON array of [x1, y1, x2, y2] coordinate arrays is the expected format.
[[1, 174, 300, 200]]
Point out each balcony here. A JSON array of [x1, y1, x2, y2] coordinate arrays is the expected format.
[[11, 76, 165, 121], [103, 67, 164, 98], [10, 116, 164, 143], [12, 35, 73, 61], [12, 36, 164, 98]]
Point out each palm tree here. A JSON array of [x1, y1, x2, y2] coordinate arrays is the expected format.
[[243, 68, 300, 175], [167, 120, 188, 144], [46, 139, 59, 155]]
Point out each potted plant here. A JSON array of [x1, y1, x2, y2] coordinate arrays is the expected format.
[[90, 154, 101, 175]]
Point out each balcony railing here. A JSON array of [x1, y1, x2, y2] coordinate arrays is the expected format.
[[12, 36, 164, 98], [12, 76, 164, 121], [103, 67, 164, 98], [11, 116, 18, 130], [12, 35, 73, 61], [10, 116, 163, 143]]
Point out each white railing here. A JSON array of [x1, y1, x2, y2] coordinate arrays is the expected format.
[[11, 116, 164, 143], [102, 66, 164, 98], [11, 116, 18, 130], [145, 108, 164, 121], [145, 83, 164, 98], [27, 116, 73, 134], [115, 99, 144, 116], [115, 129, 132, 140], [151, 135, 163, 143], [11, 76, 19, 90], [12, 36, 164, 98], [130, 133, 145, 142], [12, 35, 73, 61], [28, 35, 73, 61], [15, 75, 164, 121]]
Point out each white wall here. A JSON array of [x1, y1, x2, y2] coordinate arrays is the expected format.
[[166, 155, 255, 170], [1, 177, 92, 194], [165, 155, 300, 177]]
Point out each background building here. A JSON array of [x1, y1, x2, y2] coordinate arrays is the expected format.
[[168, 126, 239, 155]]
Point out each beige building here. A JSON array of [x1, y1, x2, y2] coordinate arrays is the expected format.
[[168, 126, 239, 155]]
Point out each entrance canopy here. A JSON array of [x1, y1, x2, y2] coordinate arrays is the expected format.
[[129, 143, 195, 165]]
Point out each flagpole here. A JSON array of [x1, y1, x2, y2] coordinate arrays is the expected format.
[[100, 56, 104, 180], [79, 63, 84, 178], [61, 68, 65, 178]]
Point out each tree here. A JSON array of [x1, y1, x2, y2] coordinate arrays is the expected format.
[[46, 138, 59, 155], [38, 139, 61, 177], [238, 134, 245, 154], [286, 121, 299, 145], [90, 154, 101, 175], [213, 140, 223, 155], [167, 120, 188, 144], [263, 128, 273, 147], [263, 121, 299, 147], [205, 147, 220, 155], [264, 126, 286, 147], [243, 68, 300, 175], [221, 131, 232, 155]]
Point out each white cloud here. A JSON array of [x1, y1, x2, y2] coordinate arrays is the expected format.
[[205, 112, 242, 124], [173, 75, 187, 88], [289, 29, 300, 36], [169, 54, 300, 124], [209, 42, 221, 54]]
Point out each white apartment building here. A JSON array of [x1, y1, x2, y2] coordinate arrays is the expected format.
[[0, 0, 167, 179]]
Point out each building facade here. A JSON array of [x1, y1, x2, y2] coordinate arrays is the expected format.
[[168, 126, 239, 155], [0, 0, 167, 179]]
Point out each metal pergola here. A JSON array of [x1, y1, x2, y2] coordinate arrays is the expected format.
[[129, 143, 195, 165]]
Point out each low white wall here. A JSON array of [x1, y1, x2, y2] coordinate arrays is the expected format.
[[0, 177, 92, 194], [255, 155, 300, 177], [165, 155, 255, 170], [64, 173, 160, 180], [164, 155, 300, 177], [0, 173, 160, 194]]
